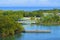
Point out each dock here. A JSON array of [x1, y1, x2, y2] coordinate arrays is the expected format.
[[22, 30, 51, 33]]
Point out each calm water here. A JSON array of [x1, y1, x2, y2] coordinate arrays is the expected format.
[[18, 25, 60, 40], [0, 7, 60, 11], [0, 24, 60, 40]]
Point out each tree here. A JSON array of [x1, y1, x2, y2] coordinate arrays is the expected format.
[[0, 16, 24, 37]]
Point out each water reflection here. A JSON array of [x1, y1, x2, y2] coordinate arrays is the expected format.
[[21, 24, 60, 40], [0, 24, 60, 40], [0, 33, 22, 40]]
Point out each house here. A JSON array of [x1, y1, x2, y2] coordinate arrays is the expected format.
[[43, 13, 53, 16], [43, 13, 60, 16]]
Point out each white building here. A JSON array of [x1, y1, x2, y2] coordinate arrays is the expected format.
[[43, 13, 60, 16], [43, 13, 53, 16]]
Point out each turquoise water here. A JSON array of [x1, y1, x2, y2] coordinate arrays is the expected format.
[[0, 24, 60, 40]]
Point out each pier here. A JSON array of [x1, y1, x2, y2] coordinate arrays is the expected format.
[[22, 30, 51, 33]]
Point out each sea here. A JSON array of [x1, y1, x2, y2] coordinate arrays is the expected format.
[[0, 7, 60, 11]]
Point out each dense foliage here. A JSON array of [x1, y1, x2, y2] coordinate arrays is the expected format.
[[0, 9, 60, 37], [0, 10, 24, 37]]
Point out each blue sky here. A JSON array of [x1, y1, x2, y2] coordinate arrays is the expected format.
[[0, 0, 60, 7]]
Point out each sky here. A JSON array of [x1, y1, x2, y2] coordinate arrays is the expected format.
[[0, 0, 60, 7]]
